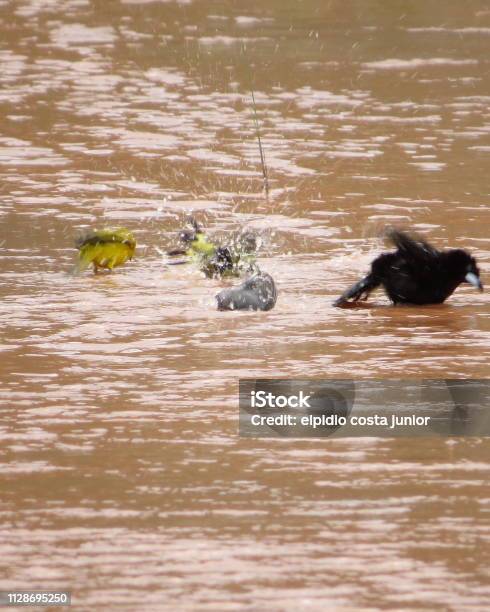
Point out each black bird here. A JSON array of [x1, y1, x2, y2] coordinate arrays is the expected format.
[[216, 272, 277, 311], [334, 230, 483, 307]]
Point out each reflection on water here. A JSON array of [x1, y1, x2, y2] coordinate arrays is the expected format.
[[0, 0, 489, 609]]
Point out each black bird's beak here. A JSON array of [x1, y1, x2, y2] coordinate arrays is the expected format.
[[465, 272, 483, 292]]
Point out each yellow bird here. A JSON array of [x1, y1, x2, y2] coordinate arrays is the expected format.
[[75, 227, 136, 274]]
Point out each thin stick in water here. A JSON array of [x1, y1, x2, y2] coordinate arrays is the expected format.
[[251, 90, 269, 195]]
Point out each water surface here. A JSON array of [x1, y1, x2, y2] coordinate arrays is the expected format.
[[1, 0, 489, 609]]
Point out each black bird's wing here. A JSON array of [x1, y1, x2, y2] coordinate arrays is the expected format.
[[387, 230, 439, 263], [380, 232, 447, 303]]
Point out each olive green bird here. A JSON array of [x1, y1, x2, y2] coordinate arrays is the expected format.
[[75, 227, 136, 274], [167, 217, 257, 279], [167, 217, 216, 260]]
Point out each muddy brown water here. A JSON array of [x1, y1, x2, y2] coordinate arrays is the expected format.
[[1, 1, 489, 610]]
